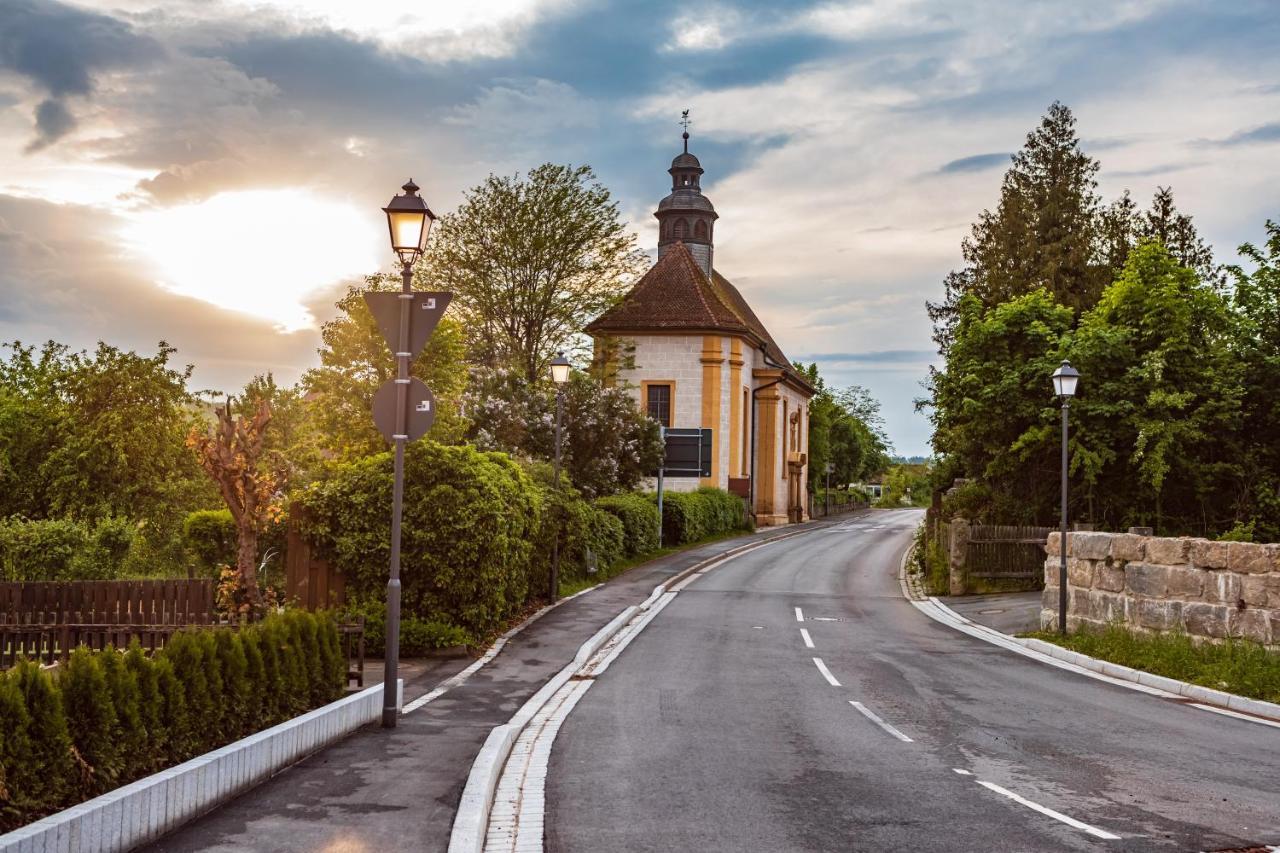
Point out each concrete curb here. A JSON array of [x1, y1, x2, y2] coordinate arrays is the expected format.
[[447, 519, 844, 853], [0, 680, 403, 853], [898, 542, 1280, 725]]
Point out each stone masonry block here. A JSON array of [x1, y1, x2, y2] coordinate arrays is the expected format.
[[1203, 571, 1242, 605], [1109, 533, 1146, 562], [1241, 575, 1270, 607], [1045, 531, 1060, 557], [1095, 562, 1126, 592], [1227, 541, 1280, 575], [1070, 586, 1090, 615], [1145, 536, 1191, 566], [1125, 562, 1168, 597], [1189, 538, 1229, 570], [1182, 602, 1230, 639], [1071, 532, 1112, 561], [1165, 565, 1205, 600], [1067, 557, 1094, 588], [1137, 598, 1177, 631], [1041, 585, 1057, 612], [1228, 608, 1272, 645], [1040, 608, 1057, 631], [1268, 576, 1280, 608], [1089, 590, 1123, 623]]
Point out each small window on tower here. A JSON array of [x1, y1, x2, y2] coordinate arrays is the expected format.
[[645, 384, 672, 427], [674, 219, 688, 239], [695, 220, 708, 240]]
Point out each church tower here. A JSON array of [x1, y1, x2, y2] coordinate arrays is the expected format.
[[655, 128, 718, 276]]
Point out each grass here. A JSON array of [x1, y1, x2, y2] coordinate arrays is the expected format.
[[1026, 624, 1280, 703], [557, 528, 754, 599]]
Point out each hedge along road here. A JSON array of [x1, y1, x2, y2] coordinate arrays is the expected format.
[[546, 508, 1280, 852], [139, 520, 847, 853]]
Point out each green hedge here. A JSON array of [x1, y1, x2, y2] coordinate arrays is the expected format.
[[0, 611, 343, 831], [182, 509, 236, 576], [0, 517, 136, 581], [533, 486, 625, 589], [299, 441, 541, 638], [341, 599, 472, 657], [595, 494, 660, 556], [653, 488, 750, 545]]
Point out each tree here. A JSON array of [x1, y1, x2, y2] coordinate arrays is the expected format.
[[1226, 220, 1280, 540], [1096, 187, 1217, 284], [928, 102, 1104, 351], [187, 399, 280, 614], [1069, 241, 1242, 533], [302, 274, 468, 461], [463, 366, 663, 498], [795, 363, 890, 490], [425, 164, 647, 381]]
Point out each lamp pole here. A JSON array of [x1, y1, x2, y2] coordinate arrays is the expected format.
[[549, 353, 571, 602], [1052, 360, 1080, 637], [379, 180, 435, 728]]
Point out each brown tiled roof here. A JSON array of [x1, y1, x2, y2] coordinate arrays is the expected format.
[[587, 242, 813, 394]]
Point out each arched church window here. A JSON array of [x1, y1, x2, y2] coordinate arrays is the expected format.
[[674, 218, 688, 239], [694, 220, 708, 240]]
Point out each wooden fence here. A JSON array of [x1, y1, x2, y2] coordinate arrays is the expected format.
[[965, 525, 1055, 581]]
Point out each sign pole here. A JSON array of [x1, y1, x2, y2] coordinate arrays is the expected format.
[[656, 427, 666, 548]]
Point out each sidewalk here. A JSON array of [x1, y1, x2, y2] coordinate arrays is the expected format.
[[141, 518, 850, 853], [936, 590, 1041, 634]]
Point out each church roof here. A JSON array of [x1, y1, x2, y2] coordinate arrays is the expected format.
[[587, 242, 813, 393]]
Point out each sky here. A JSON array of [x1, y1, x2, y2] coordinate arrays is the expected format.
[[1, 0, 1278, 457]]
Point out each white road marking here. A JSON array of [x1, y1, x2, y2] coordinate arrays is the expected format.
[[811, 616, 840, 622], [975, 780, 1121, 841], [800, 628, 814, 649], [812, 657, 841, 687], [849, 701, 914, 742], [1188, 702, 1280, 730], [953, 768, 972, 776], [794, 606, 804, 622]]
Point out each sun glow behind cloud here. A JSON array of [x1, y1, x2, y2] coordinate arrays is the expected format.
[[121, 190, 378, 331]]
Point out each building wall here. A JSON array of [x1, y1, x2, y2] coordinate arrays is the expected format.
[[618, 333, 709, 494]]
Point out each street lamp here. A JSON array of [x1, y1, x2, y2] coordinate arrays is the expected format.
[[1052, 360, 1079, 637], [379, 179, 435, 728], [549, 352, 571, 601]]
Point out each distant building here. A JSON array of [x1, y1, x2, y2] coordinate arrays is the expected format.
[[587, 131, 814, 526]]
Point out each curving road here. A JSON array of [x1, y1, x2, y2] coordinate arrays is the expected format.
[[544, 509, 1280, 852]]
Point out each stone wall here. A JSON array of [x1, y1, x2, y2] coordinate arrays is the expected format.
[[1041, 532, 1279, 647]]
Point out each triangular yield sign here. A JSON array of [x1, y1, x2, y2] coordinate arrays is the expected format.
[[364, 291, 453, 358]]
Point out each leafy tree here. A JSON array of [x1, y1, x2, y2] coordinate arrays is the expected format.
[[928, 102, 1104, 351], [1069, 242, 1242, 533], [425, 164, 647, 381], [1226, 220, 1280, 539], [302, 274, 468, 460], [463, 366, 663, 498], [794, 363, 890, 489]]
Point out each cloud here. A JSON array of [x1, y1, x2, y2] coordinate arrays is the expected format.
[[937, 151, 1010, 173], [795, 350, 937, 364], [24, 98, 77, 152], [1199, 121, 1280, 147]]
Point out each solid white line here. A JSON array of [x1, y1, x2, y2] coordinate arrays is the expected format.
[[812, 657, 841, 687], [1188, 703, 1280, 730], [794, 606, 804, 622], [800, 628, 814, 649], [849, 701, 913, 742], [975, 780, 1121, 841]]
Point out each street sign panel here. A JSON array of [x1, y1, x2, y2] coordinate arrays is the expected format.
[[364, 292, 453, 358], [661, 427, 713, 477], [372, 377, 435, 443]]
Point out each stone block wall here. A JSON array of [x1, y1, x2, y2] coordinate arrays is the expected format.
[[1041, 531, 1279, 647]]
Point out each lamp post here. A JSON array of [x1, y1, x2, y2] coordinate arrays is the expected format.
[[380, 179, 435, 728], [549, 352, 571, 602], [1052, 360, 1080, 637]]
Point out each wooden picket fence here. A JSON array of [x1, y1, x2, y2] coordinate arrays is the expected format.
[[965, 524, 1054, 580]]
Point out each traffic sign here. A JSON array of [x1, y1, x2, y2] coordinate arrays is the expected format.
[[661, 428, 713, 478], [364, 291, 453, 359], [372, 377, 436, 443]]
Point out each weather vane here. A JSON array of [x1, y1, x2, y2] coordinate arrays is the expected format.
[[681, 109, 691, 152]]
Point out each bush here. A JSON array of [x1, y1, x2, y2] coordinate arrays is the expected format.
[[344, 599, 473, 657], [596, 494, 660, 556], [653, 488, 750, 546], [299, 441, 542, 637], [182, 509, 236, 576], [0, 517, 138, 581], [0, 611, 344, 832]]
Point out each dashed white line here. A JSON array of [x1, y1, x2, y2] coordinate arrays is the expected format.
[[812, 657, 841, 687], [794, 606, 804, 622], [800, 628, 814, 649], [975, 780, 1121, 841], [849, 701, 913, 742], [953, 768, 972, 776]]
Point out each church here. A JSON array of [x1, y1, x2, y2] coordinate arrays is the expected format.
[[588, 131, 814, 526]]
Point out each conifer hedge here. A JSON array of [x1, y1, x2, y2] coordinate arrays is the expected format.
[[0, 611, 344, 831]]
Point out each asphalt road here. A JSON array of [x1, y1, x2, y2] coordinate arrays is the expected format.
[[547, 508, 1280, 852]]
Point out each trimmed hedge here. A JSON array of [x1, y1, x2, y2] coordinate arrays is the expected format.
[[595, 494, 660, 556], [653, 488, 751, 546], [341, 599, 472, 657], [299, 441, 541, 638], [182, 509, 236, 576], [0, 517, 136, 582], [0, 611, 344, 831], [534, 486, 625, 588]]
